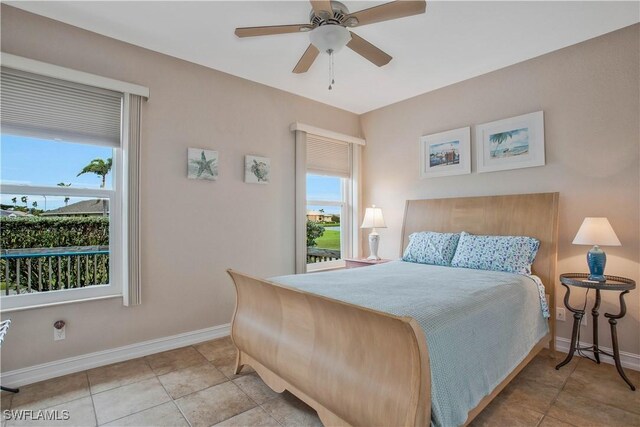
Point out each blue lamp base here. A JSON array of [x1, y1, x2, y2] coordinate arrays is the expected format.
[[587, 245, 607, 281]]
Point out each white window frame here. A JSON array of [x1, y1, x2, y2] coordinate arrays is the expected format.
[[0, 145, 124, 310], [293, 124, 364, 274], [306, 175, 351, 272], [0, 53, 149, 98], [0, 53, 148, 311]]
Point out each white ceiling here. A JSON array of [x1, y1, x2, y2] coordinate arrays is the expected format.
[[8, 1, 639, 114]]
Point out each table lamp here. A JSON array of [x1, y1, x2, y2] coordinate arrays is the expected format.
[[572, 217, 621, 281], [361, 205, 387, 260]]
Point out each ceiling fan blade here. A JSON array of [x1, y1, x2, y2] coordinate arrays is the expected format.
[[235, 24, 311, 38], [347, 33, 392, 67], [310, 0, 333, 15], [348, 0, 426, 27], [293, 44, 320, 74]]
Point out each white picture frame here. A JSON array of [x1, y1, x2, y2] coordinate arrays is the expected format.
[[245, 155, 270, 184], [475, 111, 545, 173], [420, 127, 471, 178]]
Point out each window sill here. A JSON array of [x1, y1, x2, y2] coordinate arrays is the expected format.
[[306, 266, 345, 274], [1, 293, 122, 313], [306, 260, 346, 273]]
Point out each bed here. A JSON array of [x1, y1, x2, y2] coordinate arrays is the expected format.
[[227, 193, 559, 426]]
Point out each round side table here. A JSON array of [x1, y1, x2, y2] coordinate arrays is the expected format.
[[555, 273, 636, 391]]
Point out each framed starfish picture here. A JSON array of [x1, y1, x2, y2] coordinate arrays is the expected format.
[[187, 148, 218, 181]]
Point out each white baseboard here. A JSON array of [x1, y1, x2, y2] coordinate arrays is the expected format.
[[4, 327, 636, 388], [1, 323, 231, 388], [555, 336, 640, 372]]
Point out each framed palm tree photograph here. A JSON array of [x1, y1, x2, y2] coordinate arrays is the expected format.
[[475, 111, 545, 173], [187, 148, 218, 181]]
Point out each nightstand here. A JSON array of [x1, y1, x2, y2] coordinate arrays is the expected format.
[[344, 258, 391, 269], [555, 273, 636, 390]]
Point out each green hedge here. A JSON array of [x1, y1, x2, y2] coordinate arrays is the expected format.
[[1, 217, 110, 293], [1, 217, 109, 249]]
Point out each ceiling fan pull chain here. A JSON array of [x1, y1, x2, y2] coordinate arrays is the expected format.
[[332, 50, 335, 86], [328, 49, 335, 90]]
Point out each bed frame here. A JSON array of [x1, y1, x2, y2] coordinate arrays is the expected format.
[[228, 192, 559, 426]]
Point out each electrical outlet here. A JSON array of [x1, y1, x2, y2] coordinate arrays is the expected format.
[[556, 307, 566, 322], [54, 323, 66, 341]]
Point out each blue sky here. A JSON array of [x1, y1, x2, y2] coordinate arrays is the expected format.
[[1, 135, 342, 213], [307, 174, 342, 215], [430, 140, 459, 154], [1, 135, 113, 210]]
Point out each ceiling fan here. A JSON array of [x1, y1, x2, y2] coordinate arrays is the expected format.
[[235, 0, 426, 87]]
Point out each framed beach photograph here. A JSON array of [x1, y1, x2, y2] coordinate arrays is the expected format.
[[475, 111, 545, 173], [187, 148, 218, 181], [245, 155, 270, 184], [420, 127, 471, 178]]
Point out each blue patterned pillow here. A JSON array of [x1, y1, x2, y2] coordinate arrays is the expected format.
[[402, 232, 461, 266], [450, 232, 540, 274]]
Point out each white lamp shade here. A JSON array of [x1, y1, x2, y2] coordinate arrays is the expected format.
[[309, 25, 351, 53], [572, 217, 621, 246], [361, 206, 386, 229]]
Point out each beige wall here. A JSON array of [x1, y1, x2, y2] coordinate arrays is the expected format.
[[1, 6, 638, 374], [360, 24, 640, 355], [0, 6, 361, 371]]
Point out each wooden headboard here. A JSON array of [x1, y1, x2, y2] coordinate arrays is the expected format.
[[401, 193, 560, 345]]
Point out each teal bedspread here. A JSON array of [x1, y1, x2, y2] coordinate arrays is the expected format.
[[271, 261, 549, 427]]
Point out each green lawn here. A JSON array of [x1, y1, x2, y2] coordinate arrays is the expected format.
[[315, 230, 340, 250]]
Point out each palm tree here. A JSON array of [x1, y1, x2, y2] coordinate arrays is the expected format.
[[32, 201, 38, 209], [77, 158, 112, 188], [20, 196, 28, 207], [57, 183, 71, 206], [11, 197, 16, 207], [78, 158, 112, 216], [489, 130, 522, 146]]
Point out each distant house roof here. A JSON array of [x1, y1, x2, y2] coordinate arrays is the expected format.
[[42, 199, 109, 216], [0, 209, 30, 217], [306, 211, 335, 216]]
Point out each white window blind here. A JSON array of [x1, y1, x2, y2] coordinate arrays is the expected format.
[[306, 134, 351, 178], [1, 67, 123, 146]]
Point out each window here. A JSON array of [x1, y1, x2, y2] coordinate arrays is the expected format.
[[1, 136, 119, 307], [306, 174, 347, 268], [0, 59, 145, 310], [294, 125, 363, 273]]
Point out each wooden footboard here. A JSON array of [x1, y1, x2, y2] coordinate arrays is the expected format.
[[227, 269, 431, 427]]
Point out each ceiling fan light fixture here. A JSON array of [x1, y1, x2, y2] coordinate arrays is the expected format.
[[309, 24, 351, 54]]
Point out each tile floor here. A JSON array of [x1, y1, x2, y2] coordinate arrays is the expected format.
[[1, 338, 638, 427]]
